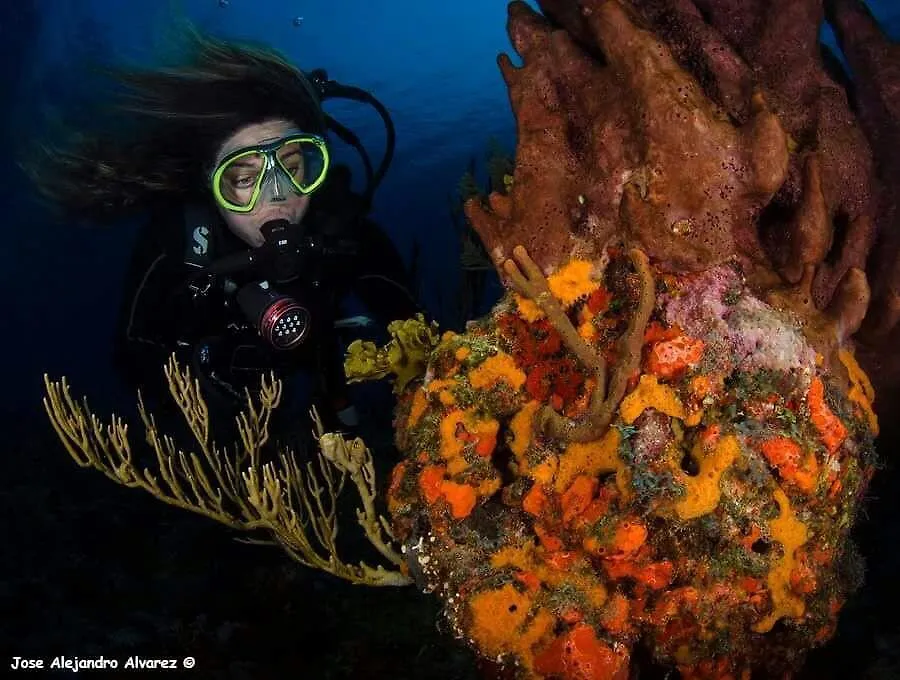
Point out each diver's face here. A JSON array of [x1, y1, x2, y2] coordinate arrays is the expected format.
[[213, 119, 312, 247]]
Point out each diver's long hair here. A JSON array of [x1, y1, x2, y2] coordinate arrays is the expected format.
[[26, 26, 325, 224]]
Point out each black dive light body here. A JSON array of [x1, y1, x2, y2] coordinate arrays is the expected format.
[[201, 219, 356, 351]]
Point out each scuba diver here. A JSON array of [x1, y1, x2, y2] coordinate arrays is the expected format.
[[28, 30, 419, 440]]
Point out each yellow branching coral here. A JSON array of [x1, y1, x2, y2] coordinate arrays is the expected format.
[[42, 355, 410, 587]]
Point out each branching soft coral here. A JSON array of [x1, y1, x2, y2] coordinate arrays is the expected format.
[[43, 357, 410, 587]]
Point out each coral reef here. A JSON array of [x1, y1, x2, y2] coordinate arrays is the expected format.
[[384, 0, 897, 677], [387, 247, 877, 677]]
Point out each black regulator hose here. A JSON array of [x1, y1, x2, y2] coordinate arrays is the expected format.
[[305, 69, 397, 210]]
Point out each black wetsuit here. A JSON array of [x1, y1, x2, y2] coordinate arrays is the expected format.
[[113, 168, 419, 440]]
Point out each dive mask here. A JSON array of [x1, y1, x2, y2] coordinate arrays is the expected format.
[[211, 133, 330, 213]]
